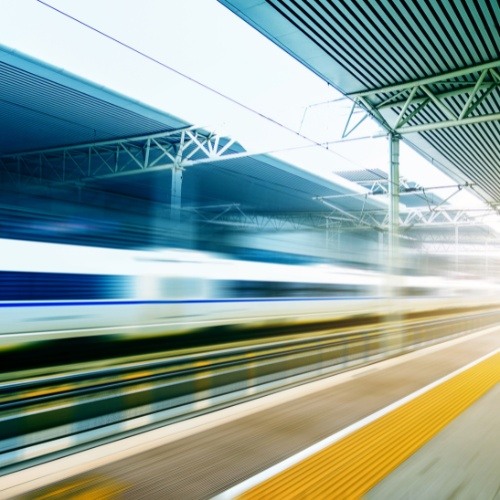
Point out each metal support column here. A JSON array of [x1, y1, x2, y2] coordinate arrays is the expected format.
[[378, 231, 384, 270], [171, 166, 183, 222], [386, 133, 402, 354], [388, 134, 400, 271]]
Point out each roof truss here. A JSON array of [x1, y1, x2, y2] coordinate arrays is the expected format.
[[0, 127, 243, 186], [345, 60, 500, 136]]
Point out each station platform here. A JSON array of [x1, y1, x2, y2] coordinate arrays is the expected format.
[[1, 327, 499, 499]]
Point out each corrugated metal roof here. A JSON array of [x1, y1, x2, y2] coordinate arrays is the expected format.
[[222, 1, 498, 91], [335, 169, 387, 184], [219, 0, 500, 206], [0, 46, 187, 154]]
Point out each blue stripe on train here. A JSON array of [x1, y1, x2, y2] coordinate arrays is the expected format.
[[0, 296, 374, 307]]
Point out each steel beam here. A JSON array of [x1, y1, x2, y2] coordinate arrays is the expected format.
[[351, 60, 500, 98], [343, 62, 500, 137], [394, 113, 500, 134], [170, 166, 183, 222], [0, 127, 241, 186]]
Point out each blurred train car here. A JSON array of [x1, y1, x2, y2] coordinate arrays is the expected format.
[[0, 238, 498, 346]]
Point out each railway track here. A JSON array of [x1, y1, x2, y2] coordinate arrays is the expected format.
[[1, 306, 499, 474]]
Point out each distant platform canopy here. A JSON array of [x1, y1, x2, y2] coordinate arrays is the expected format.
[[0, 44, 391, 250]]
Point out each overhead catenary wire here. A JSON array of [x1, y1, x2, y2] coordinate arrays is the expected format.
[[35, 0, 374, 172], [32, 1, 496, 223]]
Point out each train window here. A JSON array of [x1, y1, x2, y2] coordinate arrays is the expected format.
[[0, 271, 131, 300], [161, 278, 209, 300], [226, 280, 367, 299]]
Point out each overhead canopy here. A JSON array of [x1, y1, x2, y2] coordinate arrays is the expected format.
[[0, 45, 187, 155], [0, 45, 379, 212], [219, 1, 500, 206]]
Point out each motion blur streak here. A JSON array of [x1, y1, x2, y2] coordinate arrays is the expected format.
[[2, 238, 500, 473], [2, 237, 499, 346]]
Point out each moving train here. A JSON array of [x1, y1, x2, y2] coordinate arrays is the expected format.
[[0, 238, 498, 346]]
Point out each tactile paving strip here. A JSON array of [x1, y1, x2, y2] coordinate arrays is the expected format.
[[239, 351, 500, 499]]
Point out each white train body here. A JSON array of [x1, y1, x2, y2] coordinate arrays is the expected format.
[[0, 238, 497, 345]]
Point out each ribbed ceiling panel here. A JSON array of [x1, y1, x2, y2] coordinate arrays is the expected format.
[[0, 58, 184, 155], [266, 0, 499, 90], [423, 123, 500, 201]]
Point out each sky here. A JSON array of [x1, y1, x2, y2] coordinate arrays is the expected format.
[[0, 0, 488, 213]]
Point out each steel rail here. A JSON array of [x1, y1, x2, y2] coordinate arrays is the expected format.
[[1, 307, 500, 475]]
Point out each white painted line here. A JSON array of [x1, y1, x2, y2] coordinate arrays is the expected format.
[[0, 325, 498, 498], [215, 346, 499, 499]]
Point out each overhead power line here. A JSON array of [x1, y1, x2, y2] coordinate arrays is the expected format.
[[36, 0, 368, 169]]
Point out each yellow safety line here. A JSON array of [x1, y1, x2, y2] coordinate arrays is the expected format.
[[240, 352, 499, 499], [122, 370, 153, 381], [30, 475, 127, 499], [21, 384, 75, 400]]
